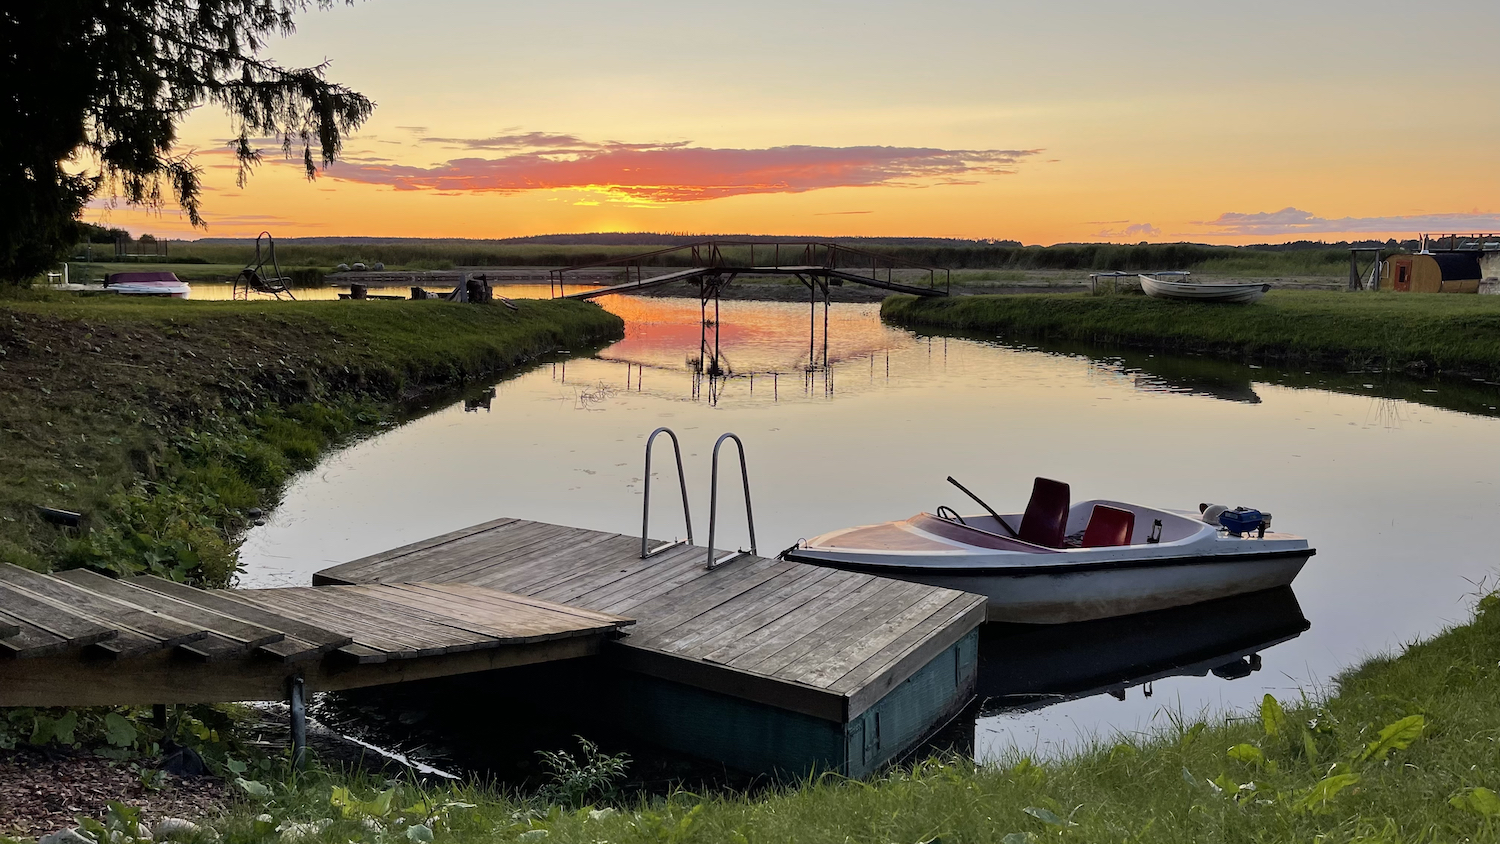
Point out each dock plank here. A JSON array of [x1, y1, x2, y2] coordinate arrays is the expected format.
[[54, 570, 285, 650], [541, 543, 707, 610], [367, 585, 612, 643], [355, 521, 578, 586], [256, 635, 341, 663], [178, 632, 258, 662], [227, 589, 444, 655], [583, 554, 719, 616], [738, 578, 920, 679], [0, 613, 72, 658], [833, 594, 987, 713], [127, 577, 352, 650], [419, 523, 602, 586], [317, 517, 520, 582], [0, 586, 121, 651], [684, 568, 867, 659], [608, 556, 798, 638], [635, 564, 839, 652], [233, 589, 478, 657], [775, 587, 965, 689], [487, 531, 641, 594], [0, 567, 200, 652], [315, 519, 540, 585], [711, 574, 892, 670], [388, 584, 631, 636], [475, 533, 644, 596]]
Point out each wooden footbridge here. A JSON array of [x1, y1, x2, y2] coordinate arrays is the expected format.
[[549, 240, 952, 300], [0, 562, 631, 761]]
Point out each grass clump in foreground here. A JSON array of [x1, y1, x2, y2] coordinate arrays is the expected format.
[[883, 290, 1500, 380], [19, 591, 1492, 844], [0, 290, 622, 584]]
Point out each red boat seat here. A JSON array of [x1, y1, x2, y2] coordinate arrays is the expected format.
[[1018, 477, 1070, 548], [1081, 505, 1136, 548]]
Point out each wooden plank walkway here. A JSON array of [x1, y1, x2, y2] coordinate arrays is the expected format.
[[0, 563, 632, 707], [316, 518, 986, 721]]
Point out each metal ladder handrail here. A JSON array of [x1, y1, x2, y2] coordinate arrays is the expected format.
[[641, 427, 694, 558], [705, 432, 757, 569]]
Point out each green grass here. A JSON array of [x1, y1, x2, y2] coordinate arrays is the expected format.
[[1191, 252, 1349, 277], [882, 290, 1500, 380], [0, 290, 622, 583], [18, 591, 1493, 844]]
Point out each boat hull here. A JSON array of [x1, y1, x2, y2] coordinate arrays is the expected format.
[[786, 549, 1313, 624], [1140, 275, 1269, 304], [108, 283, 191, 298]]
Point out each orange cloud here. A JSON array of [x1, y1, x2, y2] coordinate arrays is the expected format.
[[318, 138, 1041, 203]]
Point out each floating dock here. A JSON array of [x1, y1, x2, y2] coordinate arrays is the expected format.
[[316, 517, 987, 777]]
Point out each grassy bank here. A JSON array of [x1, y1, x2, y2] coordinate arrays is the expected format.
[[13, 590, 1495, 843], [0, 291, 622, 584], [883, 290, 1500, 380], [134, 239, 1371, 278]]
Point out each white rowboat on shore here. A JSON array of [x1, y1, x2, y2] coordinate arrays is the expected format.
[[1139, 274, 1270, 303]]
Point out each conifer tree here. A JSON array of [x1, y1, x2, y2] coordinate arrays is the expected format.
[[0, 0, 373, 282]]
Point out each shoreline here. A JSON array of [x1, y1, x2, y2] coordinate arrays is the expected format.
[[882, 289, 1500, 383], [0, 292, 622, 584]]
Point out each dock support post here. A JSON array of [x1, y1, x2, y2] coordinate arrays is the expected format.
[[152, 704, 167, 729], [288, 675, 307, 770]]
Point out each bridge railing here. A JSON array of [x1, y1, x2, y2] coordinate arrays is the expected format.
[[548, 240, 950, 296]]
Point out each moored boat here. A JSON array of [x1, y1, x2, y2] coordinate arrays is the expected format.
[[1139, 274, 1269, 303], [781, 477, 1314, 624], [104, 271, 192, 298]]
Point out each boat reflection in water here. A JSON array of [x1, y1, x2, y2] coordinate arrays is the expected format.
[[975, 587, 1309, 714]]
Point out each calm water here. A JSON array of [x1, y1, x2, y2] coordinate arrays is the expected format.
[[188, 283, 559, 301], [238, 294, 1500, 762]]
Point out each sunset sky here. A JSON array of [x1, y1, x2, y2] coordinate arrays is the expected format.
[[94, 0, 1500, 244]]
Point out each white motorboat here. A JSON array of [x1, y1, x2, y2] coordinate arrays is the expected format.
[[782, 477, 1314, 624], [105, 271, 192, 298], [1140, 274, 1269, 304]]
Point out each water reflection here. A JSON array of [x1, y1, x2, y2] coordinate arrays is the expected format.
[[978, 587, 1309, 715], [929, 331, 1500, 419], [238, 294, 1500, 765]]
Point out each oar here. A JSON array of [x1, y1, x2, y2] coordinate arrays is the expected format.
[[946, 476, 1019, 537]]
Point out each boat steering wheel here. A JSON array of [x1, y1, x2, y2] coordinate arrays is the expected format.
[[936, 506, 966, 525]]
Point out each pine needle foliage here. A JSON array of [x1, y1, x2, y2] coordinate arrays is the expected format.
[[0, 0, 373, 282]]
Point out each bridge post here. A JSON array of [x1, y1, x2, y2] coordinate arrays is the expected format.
[[288, 674, 307, 770]]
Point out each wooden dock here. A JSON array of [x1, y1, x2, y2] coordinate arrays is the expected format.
[[316, 517, 986, 777], [0, 564, 631, 707]]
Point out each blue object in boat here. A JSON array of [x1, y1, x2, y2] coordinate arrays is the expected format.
[[1219, 507, 1264, 536]]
